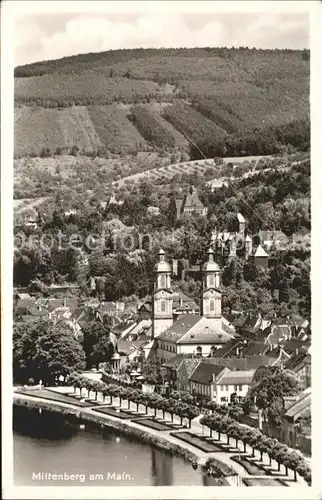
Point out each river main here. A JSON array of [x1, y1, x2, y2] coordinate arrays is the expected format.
[[14, 406, 219, 486]]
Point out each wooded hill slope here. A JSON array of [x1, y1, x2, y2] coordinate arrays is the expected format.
[[14, 47, 310, 157]]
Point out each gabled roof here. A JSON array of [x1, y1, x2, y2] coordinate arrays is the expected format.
[[15, 298, 36, 312], [16, 293, 32, 300], [28, 307, 49, 317], [205, 355, 276, 371], [283, 338, 310, 355], [217, 370, 255, 386], [240, 316, 262, 335], [157, 314, 202, 342], [242, 341, 269, 356], [182, 358, 201, 377], [172, 291, 199, 312], [183, 187, 205, 209], [232, 314, 249, 329], [179, 317, 233, 344], [285, 352, 311, 372], [189, 363, 227, 384], [288, 315, 309, 329], [211, 338, 243, 358], [284, 389, 311, 422], [258, 230, 288, 242], [254, 245, 268, 258], [163, 353, 194, 370]]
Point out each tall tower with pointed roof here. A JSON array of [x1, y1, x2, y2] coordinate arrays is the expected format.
[[152, 248, 173, 338], [201, 248, 222, 321]]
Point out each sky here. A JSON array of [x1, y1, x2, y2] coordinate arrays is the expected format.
[[14, 11, 309, 66]]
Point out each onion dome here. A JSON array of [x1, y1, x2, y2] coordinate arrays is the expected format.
[[203, 247, 220, 271], [154, 247, 171, 272]]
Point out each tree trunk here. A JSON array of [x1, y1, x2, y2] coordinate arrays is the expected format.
[[103, 395, 106, 402], [269, 456, 272, 466], [210, 429, 213, 438], [154, 408, 157, 417], [73, 386, 76, 393], [236, 439, 238, 448], [180, 417, 183, 425], [227, 435, 230, 445], [294, 470, 297, 482], [145, 405, 148, 414], [189, 419, 191, 429], [244, 442, 247, 453], [277, 462, 281, 472], [218, 432, 221, 441], [128, 400, 131, 410], [285, 466, 288, 476], [162, 411, 165, 419], [260, 451, 263, 461], [171, 413, 174, 422], [110, 395, 113, 404], [136, 403, 139, 412], [95, 391, 98, 400]]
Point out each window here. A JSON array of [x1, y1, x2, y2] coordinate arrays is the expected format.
[[234, 385, 238, 392], [239, 385, 243, 391], [221, 397, 228, 403], [210, 300, 215, 312], [209, 275, 214, 286], [160, 275, 166, 288], [161, 300, 166, 312], [196, 346, 202, 356], [225, 385, 229, 391]]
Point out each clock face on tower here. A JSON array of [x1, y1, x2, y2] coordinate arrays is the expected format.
[[203, 289, 221, 300], [154, 290, 172, 300]]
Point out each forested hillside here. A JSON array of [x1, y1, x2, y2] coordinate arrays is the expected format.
[[14, 47, 309, 158]]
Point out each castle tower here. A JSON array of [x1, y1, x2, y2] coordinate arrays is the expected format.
[[152, 248, 173, 338], [201, 247, 222, 321]]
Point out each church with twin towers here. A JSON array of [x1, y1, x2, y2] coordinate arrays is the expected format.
[[152, 248, 234, 362]]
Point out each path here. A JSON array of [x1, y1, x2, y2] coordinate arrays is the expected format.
[[49, 377, 307, 488]]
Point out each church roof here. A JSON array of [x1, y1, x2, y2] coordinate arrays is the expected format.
[[182, 186, 205, 209], [157, 314, 201, 342], [202, 247, 220, 272], [158, 315, 233, 344], [154, 248, 171, 272]]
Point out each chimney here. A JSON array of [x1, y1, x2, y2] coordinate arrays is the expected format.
[[212, 374, 217, 383]]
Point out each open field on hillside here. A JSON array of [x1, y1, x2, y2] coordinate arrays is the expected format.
[[88, 105, 147, 154], [15, 105, 102, 157], [14, 47, 309, 157], [163, 100, 227, 145], [130, 104, 189, 150]]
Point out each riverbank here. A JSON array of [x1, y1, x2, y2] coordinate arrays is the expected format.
[[13, 392, 238, 486]]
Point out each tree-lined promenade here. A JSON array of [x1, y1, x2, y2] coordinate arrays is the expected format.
[[61, 372, 311, 486]]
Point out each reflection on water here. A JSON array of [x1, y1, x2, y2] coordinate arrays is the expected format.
[[13, 406, 221, 486]]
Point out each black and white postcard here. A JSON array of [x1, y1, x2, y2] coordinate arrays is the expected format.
[[1, 1, 321, 499]]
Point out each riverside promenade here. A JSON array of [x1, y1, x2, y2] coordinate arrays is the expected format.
[[13, 383, 308, 488]]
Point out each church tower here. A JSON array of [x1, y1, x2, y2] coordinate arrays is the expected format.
[[152, 248, 173, 338], [201, 247, 222, 321]]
